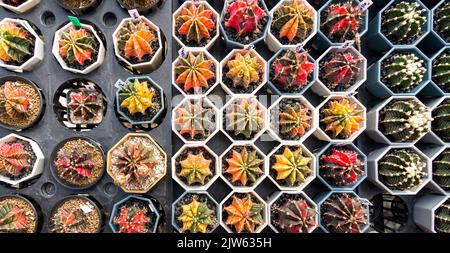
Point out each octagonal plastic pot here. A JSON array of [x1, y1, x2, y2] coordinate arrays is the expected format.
[[429, 0, 450, 47], [428, 96, 450, 145], [424, 46, 450, 97], [0, 0, 40, 13], [423, 146, 450, 196], [413, 195, 449, 233]]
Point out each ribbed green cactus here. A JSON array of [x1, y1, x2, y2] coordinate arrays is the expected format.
[[435, 2, 450, 43], [433, 149, 450, 191], [382, 53, 426, 93], [381, 1, 427, 44], [435, 200, 450, 233], [432, 99, 450, 141], [432, 52, 450, 93], [380, 99, 431, 142], [379, 149, 427, 191]]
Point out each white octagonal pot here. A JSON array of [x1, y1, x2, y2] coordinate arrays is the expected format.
[[0, 0, 40, 13], [414, 195, 449, 233]]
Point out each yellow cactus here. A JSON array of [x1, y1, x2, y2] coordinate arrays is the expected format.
[[119, 79, 157, 115], [226, 52, 262, 89], [178, 152, 212, 186], [178, 198, 215, 233], [273, 147, 312, 186], [321, 99, 364, 138]]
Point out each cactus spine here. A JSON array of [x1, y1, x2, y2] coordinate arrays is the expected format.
[[432, 52, 450, 93], [382, 53, 426, 93], [435, 2, 450, 43], [433, 149, 450, 191], [432, 99, 450, 141], [435, 200, 450, 233]]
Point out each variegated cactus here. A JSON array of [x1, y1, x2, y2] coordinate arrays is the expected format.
[[0, 21, 32, 65], [225, 146, 264, 187], [271, 50, 314, 91], [433, 149, 450, 192], [321, 1, 363, 42], [59, 26, 96, 66], [320, 98, 364, 139], [432, 52, 450, 93], [224, 0, 267, 37], [117, 19, 157, 62], [278, 101, 312, 139], [273, 198, 317, 233], [432, 99, 450, 141], [435, 2, 450, 43], [321, 51, 362, 91], [175, 52, 215, 94], [119, 79, 159, 116], [174, 100, 214, 140], [320, 148, 365, 187], [176, 2, 216, 46], [178, 151, 212, 186], [382, 53, 426, 93], [178, 198, 216, 233], [225, 98, 265, 139], [226, 52, 263, 90], [272, 146, 312, 187]]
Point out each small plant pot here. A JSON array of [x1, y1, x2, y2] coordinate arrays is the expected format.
[[316, 142, 367, 191], [172, 191, 220, 233], [315, 95, 366, 143], [173, 0, 219, 50], [52, 21, 106, 75], [315, 191, 370, 233], [430, 97, 450, 144], [107, 133, 167, 194], [267, 48, 316, 95], [0, 18, 44, 73], [267, 191, 318, 233], [0, 76, 45, 131], [48, 195, 103, 233], [109, 195, 161, 233], [56, 0, 101, 15], [367, 0, 431, 52], [265, 0, 318, 52], [366, 96, 432, 146], [66, 88, 105, 126], [172, 49, 220, 96], [0, 0, 40, 13], [220, 190, 268, 233], [366, 47, 431, 98], [219, 143, 266, 190], [219, 0, 271, 49], [312, 46, 367, 96], [220, 49, 267, 96], [267, 144, 315, 191], [112, 16, 163, 74], [413, 195, 449, 233], [0, 133, 44, 188], [115, 76, 165, 126], [0, 194, 41, 233], [268, 96, 316, 143], [430, 0, 450, 46], [367, 145, 432, 195], [221, 96, 268, 144], [423, 146, 450, 195], [50, 137, 105, 190], [116, 0, 161, 14], [425, 47, 450, 97], [172, 144, 219, 191]]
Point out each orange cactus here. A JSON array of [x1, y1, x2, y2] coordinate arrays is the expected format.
[[118, 19, 156, 62], [225, 147, 263, 186], [224, 195, 264, 233], [59, 26, 95, 66], [175, 52, 215, 93], [321, 99, 364, 138], [0, 82, 30, 118], [0, 21, 32, 64], [177, 2, 216, 44], [178, 152, 212, 186]]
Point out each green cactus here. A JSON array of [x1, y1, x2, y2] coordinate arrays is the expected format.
[[380, 99, 431, 143], [435, 200, 450, 233], [432, 52, 450, 93], [433, 149, 450, 192], [379, 149, 427, 191], [381, 1, 427, 44], [432, 99, 450, 141], [382, 53, 426, 93], [435, 2, 450, 43]]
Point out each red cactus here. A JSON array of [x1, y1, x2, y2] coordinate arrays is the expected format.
[[0, 143, 30, 177], [113, 204, 150, 233], [322, 52, 362, 89], [224, 0, 267, 36], [272, 50, 314, 90], [321, 149, 364, 186], [322, 2, 362, 42], [55, 150, 95, 182]]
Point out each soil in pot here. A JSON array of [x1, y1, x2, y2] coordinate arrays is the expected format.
[[222, 52, 264, 94], [269, 145, 312, 188], [174, 146, 215, 187], [174, 99, 216, 141], [174, 193, 217, 233], [0, 195, 38, 233], [222, 192, 264, 233], [58, 0, 97, 9], [0, 21, 36, 67], [118, 0, 160, 10], [53, 138, 104, 188], [318, 51, 363, 92], [0, 138, 36, 182], [112, 197, 158, 233], [0, 79, 42, 130], [222, 99, 265, 141], [67, 88, 104, 125], [222, 145, 264, 188], [272, 98, 312, 141]]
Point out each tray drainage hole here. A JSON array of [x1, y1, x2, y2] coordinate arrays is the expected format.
[[104, 182, 118, 196], [103, 12, 117, 27], [41, 182, 56, 197], [41, 11, 56, 27]]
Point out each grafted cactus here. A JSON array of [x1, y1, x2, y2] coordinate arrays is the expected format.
[[382, 53, 426, 93], [118, 19, 156, 62], [178, 152, 212, 186], [223, 194, 264, 233], [272, 0, 315, 43], [379, 149, 427, 191], [224, 0, 267, 36], [279, 101, 312, 139], [174, 100, 214, 140], [59, 27, 95, 66], [272, 50, 314, 91], [433, 149, 450, 191], [435, 200, 450, 233], [274, 198, 316, 233], [381, 1, 427, 44], [272, 146, 312, 187], [178, 198, 216, 233], [0, 82, 30, 119], [320, 149, 365, 187], [432, 52, 450, 93], [0, 203, 28, 232], [226, 52, 263, 90], [225, 146, 264, 186], [113, 203, 151, 233], [225, 98, 265, 139], [380, 99, 431, 143], [435, 2, 450, 43], [320, 98, 364, 139], [432, 99, 450, 141], [0, 21, 32, 64], [119, 79, 158, 116], [176, 2, 215, 45], [175, 52, 215, 94], [321, 51, 362, 91], [321, 1, 363, 42]]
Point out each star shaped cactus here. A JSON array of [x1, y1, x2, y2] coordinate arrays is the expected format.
[[435, 2, 450, 43], [432, 52, 450, 94], [320, 148, 365, 187], [59, 26, 96, 66], [225, 98, 265, 139], [0, 142, 30, 178], [224, 0, 267, 37], [433, 149, 450, 192], [321, 51, 362, 91], [0, 82, 30, 119], [119, 79, 158, 116], [382, 53, 426, 93], [321, 1, 363, 42], [176, 2, 216, 46], [178, 152, 212, 186], [113, 203, 151, 233], [0, 21, 32, 65], [54, 150, 94, 183], [117, 18, 157, 62], [51, 208, 87, 233], [226, 52, 263, 90], [320, 98, 364, 139], [225, 146, 264, 187], [174, 100, 214, 141], [178, 198, 216, 233], [432, 99, 450, 142], [273, 198, 316, 233], [67, 89, 103, 123], [0, 203, 28, 232], [278, 101, 312, 139], [175, 52, 215, 94], [272, 146, 312, 187], [271, 50, 314, 92], [223, 194, 264, 233]]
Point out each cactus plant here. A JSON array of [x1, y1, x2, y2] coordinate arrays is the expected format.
[[432, 52, 450, 93], [320, 148, 364, 187], [224, 146, 264, 187], [67, 89, 103, 124], [271, 0, 315, 44], [178, 152, 212, 186], [435, 2, 450, 43], [225, 52, 263, 91], [321, 193, 369, 233], [433, 149, 450, 191], [0, 202, 27, 232], [50, 197, 101, 233], [59, 26, 96, 67], [0, 82, 30, 119], [382, 53, 426, 93], [119, 79, 159, 116], [113, 202, 152, 233], [175, 2, 216, 47], [272, 146, 312, 187], [175, 52, 215, 94], [51, 208, 87, 233], [272, 197, 316, 233], [433, 99, 450, 141], [0, 21, 33, 65], [320, 51, 362, 91], [117, 19, 158, 63], [223, 194, 264, 233], [380, 99, 431, 143], [271, 50, 314, 92], [0, 142, 30, 178], [320, 98, 364, 139], [435, 199, 450, 233], [381, 1, 427, 44], [321, 1, 363, 42], [178, 198, 216, 233], [225, 98, 265, 140], [378, 149, 427, 191], [278, 100, 312, 139], [54, 150, 94, 183], [174, 100, 214, 141]]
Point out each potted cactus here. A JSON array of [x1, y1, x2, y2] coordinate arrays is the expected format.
[[51, 137, 105, 190], [0, 76, 44, 131], [414, 195, 449, 233], [268, 49, 315, 95], [48, 195, 102, 233], [172, 192, 219, 233], [172, 144, 218, 190], [107, 133, 167, 193], [117, 0, 161, 13], [220, 144, 265, 189], [113, 15, 163, 74], [173, 1, 219, 50], [0, 194, 40, 233], [0, 18, 44, 73], [268, 144, 315, 191], [115, 77, 165, 126], [221, 49, 267, 95], [318, 192, 369, 233], [66, 88, 104, 125], [433, 1, 450, 45], [220, 0, 270, 48], [221, 191, 267, 233], [0, 0, 40, 13], [265, 0, 317, 52], [268, 192, 318, 233], [57, 0, 100, 15], [110, 195, 161, 233], [433, 148, 450, 194], [432, 49, 450, 94], [432, 98, 450, 143]]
